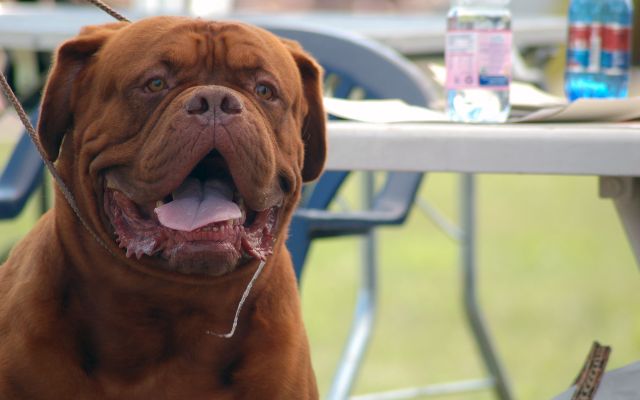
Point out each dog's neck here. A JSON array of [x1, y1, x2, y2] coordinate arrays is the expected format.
[[51, 191, 279, 379]]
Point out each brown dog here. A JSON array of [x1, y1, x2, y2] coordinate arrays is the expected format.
[[0, 16, 325, 399]]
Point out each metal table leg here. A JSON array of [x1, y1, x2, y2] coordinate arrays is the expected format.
[[461, 174, 513, 400], [599, 176, 640, 269]]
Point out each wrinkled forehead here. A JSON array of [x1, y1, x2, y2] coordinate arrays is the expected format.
[[97, 17, 299, 82]]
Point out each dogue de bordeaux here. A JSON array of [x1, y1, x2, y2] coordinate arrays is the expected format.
[[0, 16, 325, 399]]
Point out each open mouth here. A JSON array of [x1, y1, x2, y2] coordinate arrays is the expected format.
[[103, 150, 280, 275]]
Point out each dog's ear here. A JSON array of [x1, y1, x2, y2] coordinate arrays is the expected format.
[[38, 22, 126, 162], [282, 39, 327, 183]]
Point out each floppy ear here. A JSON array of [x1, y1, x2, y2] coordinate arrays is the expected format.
[[37, 22, 126, 162], [282, 39, 327, 183]]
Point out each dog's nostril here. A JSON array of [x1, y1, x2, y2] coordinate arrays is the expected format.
[[187, 91, 242, 116], [220, 95, 242, 115], [187, 96, 209, 115]]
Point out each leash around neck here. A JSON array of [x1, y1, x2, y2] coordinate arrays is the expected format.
[[0, 0, 130, 254], [84, 0, 131, 22], [0, 2, 268, 339], [0, 73, 268, 339], [0, 72, 115, 257]]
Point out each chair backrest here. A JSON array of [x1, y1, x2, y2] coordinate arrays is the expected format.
[[263, 23, 436, 107], [263, 23, 437, 204], [260, 23, 438, 276]]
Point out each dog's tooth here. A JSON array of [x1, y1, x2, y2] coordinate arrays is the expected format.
[[212, 226, 219, 232], [156, 200, 164, 208], [105, 177, 117, 190]]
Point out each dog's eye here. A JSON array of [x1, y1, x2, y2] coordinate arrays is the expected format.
[[146, 78, 167, 93], [255, 83, 275, 100]]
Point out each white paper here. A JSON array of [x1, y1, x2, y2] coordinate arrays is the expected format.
[[323, 97, 448, 123], [509, 81, 567, 109], [552, 361, 640, 400], [511, 97, 640, 123]]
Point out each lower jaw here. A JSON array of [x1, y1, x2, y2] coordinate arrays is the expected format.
[[160, 240, 246, 276]]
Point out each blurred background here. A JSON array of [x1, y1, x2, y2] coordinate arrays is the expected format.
[[1, 0, 640, 399]]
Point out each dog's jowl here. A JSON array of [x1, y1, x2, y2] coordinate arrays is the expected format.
[[0, 16, 325, 399]]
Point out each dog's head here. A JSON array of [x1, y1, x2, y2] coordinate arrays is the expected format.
[[38, 17, 326, 278]]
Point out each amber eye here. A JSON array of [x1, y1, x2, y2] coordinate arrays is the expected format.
[[146, 78, 167, 93], [255, 83, 274, 100]]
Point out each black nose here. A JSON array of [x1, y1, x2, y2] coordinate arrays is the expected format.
[[186, 87, 243, 116]]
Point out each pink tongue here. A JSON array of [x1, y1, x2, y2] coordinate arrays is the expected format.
[[154, 178, 242, 232]]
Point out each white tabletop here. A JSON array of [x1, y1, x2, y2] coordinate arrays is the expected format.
[[325, 121, 640, 177], [2, 4, 632, 179], [0, 3, 566, 55]]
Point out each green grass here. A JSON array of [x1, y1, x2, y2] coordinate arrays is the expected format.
[[1, 146, 638, 399], [301, 173, 640, 399]]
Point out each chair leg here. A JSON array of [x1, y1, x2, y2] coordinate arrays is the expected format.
[[460, 174, 513, 400], [328, 173, 379, 400], [38, 176, 49, 215], [0, 241, 13, 263], [327, 230, 378, 400]]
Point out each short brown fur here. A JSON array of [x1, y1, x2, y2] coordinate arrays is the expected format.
[[0, 16, 325, 399]]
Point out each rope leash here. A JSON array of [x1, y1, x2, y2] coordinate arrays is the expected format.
[[0, 0, 130, 254], [0, 72, 115, 256], [85, 0, 130, 22], [0, 0, 268, 339]]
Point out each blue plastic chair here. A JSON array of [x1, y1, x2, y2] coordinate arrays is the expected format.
[[262, 25, 434, 278], [263, 24, 513, 400]]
